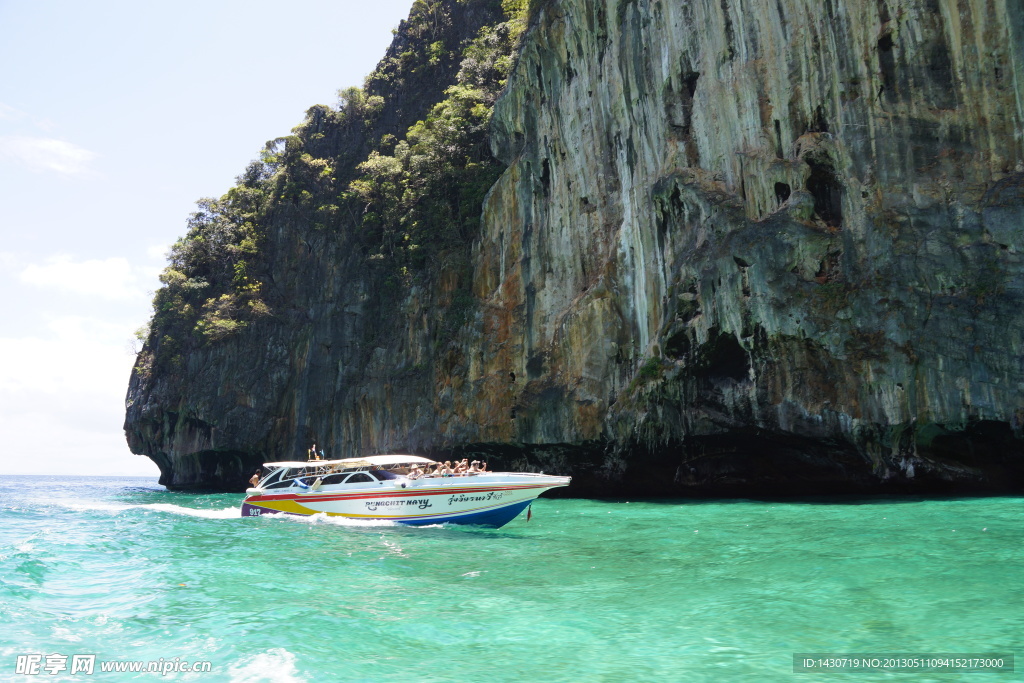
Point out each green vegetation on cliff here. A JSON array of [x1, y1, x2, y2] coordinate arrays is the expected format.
[[140, 0, 531, 374], [349, 0, 529, 267]]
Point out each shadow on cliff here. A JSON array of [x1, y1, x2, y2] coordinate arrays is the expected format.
[[445, 427, 1024, 499]]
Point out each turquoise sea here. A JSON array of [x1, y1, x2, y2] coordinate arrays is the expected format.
[[1, 475, 1021, 681]]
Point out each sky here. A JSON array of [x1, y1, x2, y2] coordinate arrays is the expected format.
[[0, 0, 415, 476]]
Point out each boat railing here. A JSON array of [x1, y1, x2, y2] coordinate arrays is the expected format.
[[415, 471, 559, 479]]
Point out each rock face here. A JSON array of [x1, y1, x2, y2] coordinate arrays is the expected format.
[[127, 0, 1024, 494]]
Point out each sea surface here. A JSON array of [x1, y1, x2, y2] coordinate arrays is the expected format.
[[0, 475, 1021, 682]]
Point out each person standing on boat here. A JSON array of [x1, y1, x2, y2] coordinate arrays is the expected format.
[[249, 469, 262, 487]]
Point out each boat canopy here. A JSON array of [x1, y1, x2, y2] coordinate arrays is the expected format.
[[262, 458, 373, 470], [262, 455, 435, 470], [361, 455, 436, 466]]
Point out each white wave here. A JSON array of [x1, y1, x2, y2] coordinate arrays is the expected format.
[[380, 538, 408, 557], [229, 648, 304, 683], [51, 626, 82, 643], [0, 534, 39, 562], [263, 512, 454, 530], [15, 540, 36, 553], [57, 499, 454, 527], [141, 503, 238, 519], [263, 511, 401, 528], [56, 500, 237, 519]]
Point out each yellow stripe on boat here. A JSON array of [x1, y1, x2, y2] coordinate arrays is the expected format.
[[252, 499, 321, 515]]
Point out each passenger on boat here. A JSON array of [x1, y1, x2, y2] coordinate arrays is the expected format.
[[479, 461, 489, 472], [468, 460, 481, 473], [249, 469, 262, 486], [408, 465, 424, 480]]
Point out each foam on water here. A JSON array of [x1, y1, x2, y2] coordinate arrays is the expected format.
[[57, 500, 239, 519], [142, 503, 239, 519], [262, 510, 403, 527], [228, 649, 303, 683], [57, 497, 456, 528], [254, 510, 451, 529]]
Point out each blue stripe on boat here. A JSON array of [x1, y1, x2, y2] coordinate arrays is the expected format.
[[241, 498, 534, 528], [395, 499, 533, 528]]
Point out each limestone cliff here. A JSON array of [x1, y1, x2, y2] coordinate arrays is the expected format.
[[126, 0, 1024, 494]]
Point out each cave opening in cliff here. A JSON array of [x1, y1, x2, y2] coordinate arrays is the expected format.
[[877, 34, 897, 100], [810, 105, 830, 133], [775, 182, 791, 204], [665, 328, 691, 359], [682, 70, 700, 98], [693, 328, 750, 382], [805, 159, 843, 227]]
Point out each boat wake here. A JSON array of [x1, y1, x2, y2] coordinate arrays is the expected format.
[[256, 511, 450, 529], [56, 501, 452, 527], [57, 501, 239, 519], [261, 511, 401, 527], [142, 503, 239, 519]]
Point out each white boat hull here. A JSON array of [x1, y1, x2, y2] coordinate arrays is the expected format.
[[241, 473, 570, 527]]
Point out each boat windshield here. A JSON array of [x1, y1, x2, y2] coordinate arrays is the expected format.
[[255, 461, 430, 489], [259, 469, 284, 487], [259, 464, 372, 488]]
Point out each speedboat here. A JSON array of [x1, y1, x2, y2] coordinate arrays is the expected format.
[[240, 455, 570, 528]]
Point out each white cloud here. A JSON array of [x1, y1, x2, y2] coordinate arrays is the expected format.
[[48, 314, 138, 347], [0, 316, 134, 395], [0, 102, 26, 121], [0, 314, 160, 476], [146, 243, 170, 261], [0, 135, 97, 175], [20, 254, 151, 301]]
